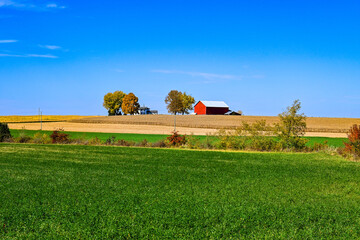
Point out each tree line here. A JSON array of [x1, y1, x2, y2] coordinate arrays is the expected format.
[[103, 91, 140, 115], [103, 90, 195, 116]]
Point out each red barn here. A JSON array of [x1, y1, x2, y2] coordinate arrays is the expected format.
[[194, 101, 229, 115]]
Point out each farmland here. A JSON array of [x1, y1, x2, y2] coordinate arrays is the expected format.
[[5, 115, 360, 138], [0, 115, 96, 123], [71, 115, 360, 133], [7, 121, 218, 136], [1, 143, 360, 238]]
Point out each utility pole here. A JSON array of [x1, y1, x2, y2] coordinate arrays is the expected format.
[[40, 111, 42, 131], [174, 113, 176, 132]]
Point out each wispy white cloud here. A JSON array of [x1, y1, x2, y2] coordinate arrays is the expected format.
[[39, 44, 61, 50], [0, 53, 58, 58], [152, 69, 265, 84], [0, 53, 22, 57], [27, 54, 58, 58], [114, 69, 124, 73], [0, 0, 33, 8], [0, 39, 17, 43], [46, 3, 65, 9], [0, 1, 65, 10], [0, 0, 13, 7], [151, 69, 237, 80]]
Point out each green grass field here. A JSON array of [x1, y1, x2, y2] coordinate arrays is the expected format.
[[10, 129, 347, 148], [10, 129, 168, 143], [1, 143, 360, 238]]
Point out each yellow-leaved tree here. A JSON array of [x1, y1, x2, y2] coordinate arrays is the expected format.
[[103, 91, 126, 116], [165, 90, 183, 115], [122, 92, 140, 115], [165, 90, 195, 131], [180, 92, 195, 115]]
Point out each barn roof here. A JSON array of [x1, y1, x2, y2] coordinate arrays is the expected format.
[[196, 101, 229, 108]]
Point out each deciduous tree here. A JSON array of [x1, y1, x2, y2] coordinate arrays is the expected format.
[[165, 90, 183, 115], [0, 123, 11, 142], [275, 99, 307, 149], [180, 92, 195, 115], [122, 92, 140, 115], [103, 91, 126, 116]]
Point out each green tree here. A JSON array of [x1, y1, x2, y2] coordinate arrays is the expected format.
[[103, 91, 126, 116], [122, 92, 140, 115], [0, 123, 11, 142], [275, 99, 307, 150], [165, 90, 183, 115], [180, 92, 195, 115]]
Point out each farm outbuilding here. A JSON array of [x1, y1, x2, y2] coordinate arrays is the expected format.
[[139, 106, 158, 115], [194, 101, 229, 115]]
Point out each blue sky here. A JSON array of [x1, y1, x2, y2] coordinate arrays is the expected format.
[[1, 0, 359, 117]]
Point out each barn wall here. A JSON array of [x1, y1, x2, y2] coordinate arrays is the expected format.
[[206, 107, 229, 115], [194, 102, 206, 115]]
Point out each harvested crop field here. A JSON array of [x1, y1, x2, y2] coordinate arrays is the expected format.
[[0, 115, 97, 123], [8, 122, 218, 135], [71, 115, 360, 133], [5, 115, 359, 137]]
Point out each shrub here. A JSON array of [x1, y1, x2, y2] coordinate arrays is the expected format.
[[71, 137, 89, 145], [50, 130, 69, 144], [15, 132, 32, 143], [344, 124, 360, 159], [186, 134, 202, 149], [136, 139, 149, 147], [89, 137, 102, 145], [248, 137, 278, 151], [33, 132, 51, 144], [200, 135, 215, 149], [275, 100, 308, 150], [216, 129, 245, 150], [167, 131, 186, 146], [0, 123, 11, 142], [105, 136, 116, 145], [152, 139, 167, 148], [241, 120, 276, 151], [115, 139, 135, 147], [312, 141, 329, 152]]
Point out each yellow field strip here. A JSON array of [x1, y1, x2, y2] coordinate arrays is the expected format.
[[0, 115, 98, 123]]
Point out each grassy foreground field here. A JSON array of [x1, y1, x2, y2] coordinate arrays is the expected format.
[[10, 129, 168, 143], [1, 143, 360, 238]]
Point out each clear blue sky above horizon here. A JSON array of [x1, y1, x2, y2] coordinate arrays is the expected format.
[[1, 0, 359, 117]]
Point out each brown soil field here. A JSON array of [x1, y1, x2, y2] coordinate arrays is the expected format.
[[8, 122, 347, 138], [8, 122, 219, 135], [0, 115, 97, 123], [71, 115, 360, 133]]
